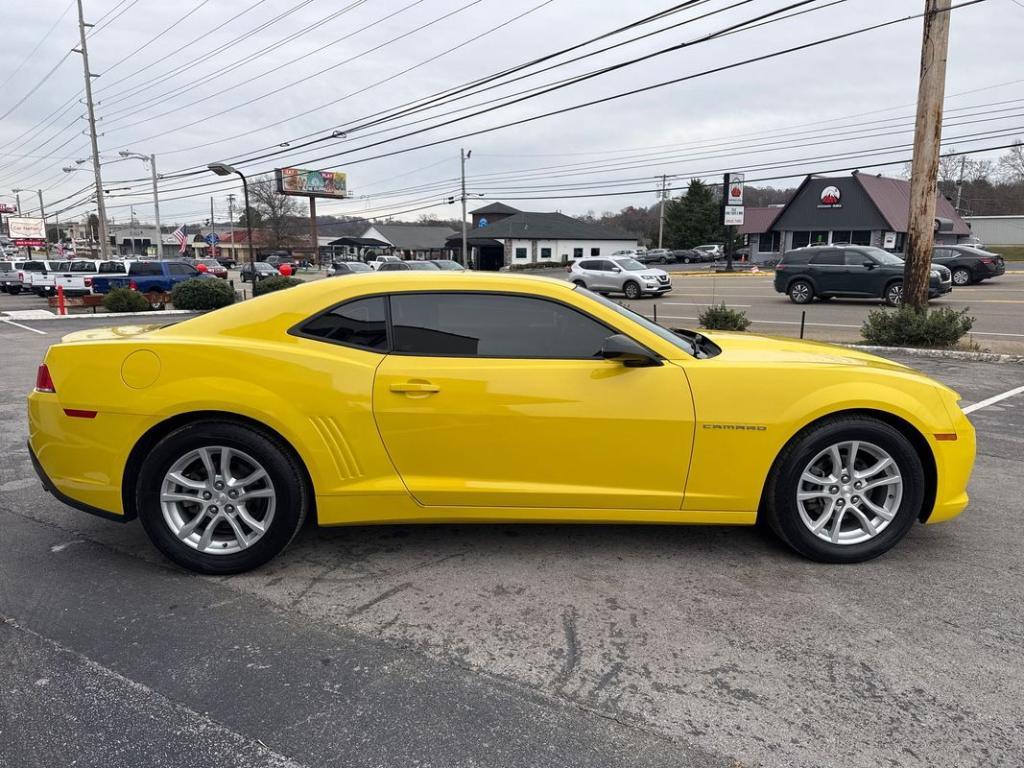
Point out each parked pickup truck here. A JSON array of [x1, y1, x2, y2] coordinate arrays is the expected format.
[[90, 259, 212, 294], [51, 259, 128, 296], [14, 260, 63, 296]]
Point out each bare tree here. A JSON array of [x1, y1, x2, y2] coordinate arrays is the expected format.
[[997, 140, 1024, 182], [248, 176, 306, 249]]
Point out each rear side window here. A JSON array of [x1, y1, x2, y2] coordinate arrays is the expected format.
[[99, 261, 126, 273], [780, 251, 812, 265], [168, 263, 197, 276], [299, 297, 388, 351], [810, 250, 844, 265], [130, 262, 162, 276], [390, 293, 611, 359]]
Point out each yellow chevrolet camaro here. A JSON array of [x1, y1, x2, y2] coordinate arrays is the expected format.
[[28, 272, 975, 573]]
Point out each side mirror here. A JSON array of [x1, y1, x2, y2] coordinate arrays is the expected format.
[[600, 334, 662, 367], [862, 261, 876, 269], [611, 266, 622, 273]]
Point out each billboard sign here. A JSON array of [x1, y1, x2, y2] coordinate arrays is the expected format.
[[276, 167, 347, 199], [725, 172, 744, 206], [8, 217, 45, 239]]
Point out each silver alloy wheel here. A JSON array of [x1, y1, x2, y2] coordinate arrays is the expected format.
[[790, 281, 811, 303], [796, 440, 903, 545], [160, 446, 276, 555], [952, 269, 971, 286], [886, 283, 903, 305]]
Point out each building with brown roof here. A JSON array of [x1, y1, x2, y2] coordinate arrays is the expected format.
[[742, 172, 971, 262]]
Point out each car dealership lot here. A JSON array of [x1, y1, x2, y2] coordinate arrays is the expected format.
[[1, 315, 1022, 768]]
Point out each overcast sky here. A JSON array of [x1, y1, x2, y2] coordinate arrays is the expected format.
[[1, 0, 1021, 228]]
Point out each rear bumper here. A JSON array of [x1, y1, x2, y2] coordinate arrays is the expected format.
[[29, 442, 130, 523]]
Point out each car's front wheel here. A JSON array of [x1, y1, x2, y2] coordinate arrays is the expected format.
[[137, 421, 309, 574], [763, 416, 924, 563], [623, 281, 642, 300], [951, 268, 972, 286]]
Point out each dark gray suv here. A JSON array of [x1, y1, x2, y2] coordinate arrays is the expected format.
[[773, 245, 952, 306]]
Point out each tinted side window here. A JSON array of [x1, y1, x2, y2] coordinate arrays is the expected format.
[[300, 297, 388, 351], [578, 260, 599, 270], [130, 262, 162, 276], [390, 293, 611, 359], [844, 251, 872, 266], [99, 261, 126, 273], [780, 251, 812, 265], [168, 263, 197, 276], [810, 250, 844, 265]]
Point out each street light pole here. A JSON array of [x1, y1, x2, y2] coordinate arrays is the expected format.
[[657, 174, 668, 249], [208, 163, 255, 267], [119, 152, 163, 257], [461, 148, 471, 268], [74, 0, 110, 259]]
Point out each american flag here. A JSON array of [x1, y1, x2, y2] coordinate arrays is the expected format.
[[172, 225, 188, 254]]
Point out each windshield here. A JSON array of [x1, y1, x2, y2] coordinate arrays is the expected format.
[[432, 260, 464, 270], [577, 287, 696, 357], [612, 257, 646, 272], [345, 262, 372, 272], [407, 261, 441, 270]]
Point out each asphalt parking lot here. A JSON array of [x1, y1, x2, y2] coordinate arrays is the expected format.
[[1, 316, 1023, 767]]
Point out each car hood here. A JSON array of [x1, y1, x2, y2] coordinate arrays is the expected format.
[[638, 269, 667, 279], [701, 331, 911, 372]]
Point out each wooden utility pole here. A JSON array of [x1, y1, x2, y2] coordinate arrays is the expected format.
[[904, 0, 951, 309], [657, 174, 668, 249], [74, 0, 110, 259]]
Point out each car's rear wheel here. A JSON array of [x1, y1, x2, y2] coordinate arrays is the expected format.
[[884, 281, 903, 306], [571, 279, 587, 288], [788, 280, 813, 304], [137, 421, 309, 574], [682, 256, 691, 264], [952, 268, 972, 286], [763, 416, 924, 563]]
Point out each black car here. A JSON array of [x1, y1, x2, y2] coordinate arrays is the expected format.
[[327, 261, 373, 276], [671, 248, 712, 264], [239, 261, 280, 282], [932, 245, 1005, 285], [264, 253, 299, 271], [773, 245, 952, 306]]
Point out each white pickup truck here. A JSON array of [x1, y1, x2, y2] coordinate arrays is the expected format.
[[53, 259, 128, 296]]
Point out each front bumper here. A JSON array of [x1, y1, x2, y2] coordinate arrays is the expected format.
[[929, 279, 953, 297], [924, 405, 976, 524]]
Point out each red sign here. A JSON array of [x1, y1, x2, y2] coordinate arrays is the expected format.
[[0, 203, 17, 214], [14, 238, 46, 247]]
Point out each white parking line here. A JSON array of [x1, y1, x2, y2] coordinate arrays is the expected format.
[[655, 315, 1024, 337], [962, 386, 1024, 415], [0, 318, 46, 335], [661, 302, 752, 308]]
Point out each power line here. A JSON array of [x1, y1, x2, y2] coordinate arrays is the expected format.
[[0, 0, 76, 90]]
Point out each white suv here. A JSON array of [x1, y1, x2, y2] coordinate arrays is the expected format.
[[568, 256, 671, 299]]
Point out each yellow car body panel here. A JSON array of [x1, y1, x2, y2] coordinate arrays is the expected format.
[[27, 272, 974, 533]]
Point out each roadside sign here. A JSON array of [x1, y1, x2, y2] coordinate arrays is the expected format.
[[883, 231, 897, 249], [725, 172, 744, 206], [8, 217, 45, 239], [14, 238, 46, 248], [0, 203, 17, 214], [723, 205, 744, 226], [204, 232, 220, 245]]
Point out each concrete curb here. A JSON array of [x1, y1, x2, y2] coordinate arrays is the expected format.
[[1, 309, 198, 321], [846, 343, 1024, 365]]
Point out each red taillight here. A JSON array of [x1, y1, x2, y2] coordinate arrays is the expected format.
[[63, 409, 97, 419], [129, 279, 138, 290], [35, 364, 56, 393], [979, 258, 994, 265]]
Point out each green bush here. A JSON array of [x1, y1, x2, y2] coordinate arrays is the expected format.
[[861, 305, 974, 348], [698, 302, 751, 331], [102, 287, 151, 313], [508, 261, 566, 271], [253, 276, 303, 296], [171, 278, 235, 310]]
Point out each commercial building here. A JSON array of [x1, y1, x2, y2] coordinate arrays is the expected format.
[[741, 172, 972, 262], [361, 223, 457, 259], [962, 215, 1024, 247], [449, 203, 639, 270]]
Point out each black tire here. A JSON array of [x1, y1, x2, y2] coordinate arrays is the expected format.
[[951, 268, 972, 286], [682, 256, 691, 264], [884, 281, 903, 307], [623, 281, 642, 300], [763, 416, 925, 563], [8, 286, 20, 295], [136, 421, 309, 575], [788, 279, 813, 304], [659, 257, 668, 264], [571, 279, 587, 289]]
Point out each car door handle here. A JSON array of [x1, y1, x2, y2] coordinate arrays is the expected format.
[[390, 381, 440, 394]]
